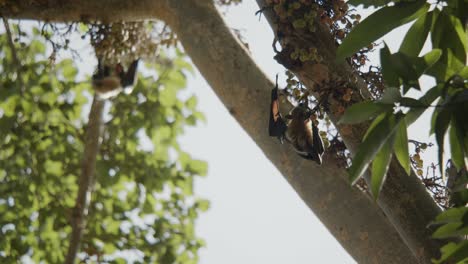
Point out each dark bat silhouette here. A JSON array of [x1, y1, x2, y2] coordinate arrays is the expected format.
[[92, 59, 139, 98], [269, 78, 325, 164]]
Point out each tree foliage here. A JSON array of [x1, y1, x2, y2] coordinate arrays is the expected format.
[[338, 0, 467, 262], [0, 25, 208, 263]]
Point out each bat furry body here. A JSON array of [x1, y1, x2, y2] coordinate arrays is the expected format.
[[269, 86, 324, 164], [92, 59, 139, 99]]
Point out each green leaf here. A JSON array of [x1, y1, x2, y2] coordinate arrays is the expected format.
[[339, 102, 391, 124], [336, 1, 429, 60], [185, 95, 198, 110], [390, 52, 421, 91], [433, 222, 468, 239], [44, 160, 63, 176], [449, 119, 464, 170], [0, 94, 20, 117], [399, 97, 426, 108], [29, 40, 46, 54], [399, 11, 436, 56], [32, 27, 41, 36], [186, 114, 197, 125], [426, 49, 465, 81], [451, 189, 468, 207], [416, 49, 443, 74], [432, 207, 468, 225], [431, 10, 467, 65], [196, 199, 210, 212], [393, 119, 411, 175], [432, 241, 468, 264], [58, 59, 78, 81], [77, 23, 89, 34], [174, 56, 194, 74], [371, 134, 394, 199], [349, 113, 401, 184], [363, 112, 387, 140], [434, 108, 451, 178], [159, 87, 177, 107], [181, 176, 193, 196], [192, 111, 206, 123], [379, 87, 401, 104], [382, 49, 441, 92], [383, 49, 441, 92], [187, 159, 208, 176], [459, 66, 468, 79], [380, 44, 399, 87], [405, 85, 440, 125], [103, 243, 116, 254]]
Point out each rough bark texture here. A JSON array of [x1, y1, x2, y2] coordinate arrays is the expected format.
[[66, 96, 104, 264], [1, 1, 432, 263], [0, 0, 166, 22]]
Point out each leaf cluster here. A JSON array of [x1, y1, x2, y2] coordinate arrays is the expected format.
[[337, 0, 467, 262], [430, 171, 468, 264], [0, 25, 208, 263]]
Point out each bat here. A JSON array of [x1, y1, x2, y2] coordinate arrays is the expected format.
[[269, 77, 325, 164], [92, 59, 139, 99]]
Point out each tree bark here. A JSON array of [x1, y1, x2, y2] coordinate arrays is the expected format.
[[0, 0, 166, 22], [2, 1, 425, 263], [66, 96, 104, 264]]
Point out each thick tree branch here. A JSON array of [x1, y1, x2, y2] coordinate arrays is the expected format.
[[5, 1, 418, 263], [0, 0, 169, 23], [66, 96, 104, 264]]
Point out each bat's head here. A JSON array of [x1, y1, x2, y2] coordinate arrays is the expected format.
[[286, 103, 312, 121]]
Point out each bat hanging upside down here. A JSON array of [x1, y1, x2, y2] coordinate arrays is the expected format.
[[268, 79, 325, 165], [92, 59, 139, 99]]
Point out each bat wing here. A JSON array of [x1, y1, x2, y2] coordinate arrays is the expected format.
[[121, 59, 140, 88], [269, 87, 287, 142], [92, 59, 110, 82], [298, 122, 324, 165], [312, 122, 325, 155], [297, 152, 322, 164]]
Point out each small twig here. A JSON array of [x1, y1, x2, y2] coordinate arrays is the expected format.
[[2, 17, 25, 94]]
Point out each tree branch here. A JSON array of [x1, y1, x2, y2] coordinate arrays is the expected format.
[[65, 96, 105, 264], [0, 0, 170, 23], [1, 17, 25, 94]]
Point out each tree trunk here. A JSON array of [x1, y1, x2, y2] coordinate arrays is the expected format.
[[2, 1, 429, 262], [66, 96, 105, 264]]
